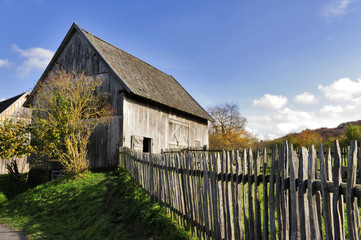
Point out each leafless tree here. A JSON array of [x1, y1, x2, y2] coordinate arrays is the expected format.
[[208, 103, 255, 150], [208, 103, 247, 134]]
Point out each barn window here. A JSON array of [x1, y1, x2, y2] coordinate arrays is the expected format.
[[131, 135, 152, 153], [143, 137, 152, 153]]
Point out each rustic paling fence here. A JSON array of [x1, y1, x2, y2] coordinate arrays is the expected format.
[[119, 140, 361, 240]]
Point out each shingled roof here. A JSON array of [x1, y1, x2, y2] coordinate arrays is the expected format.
[[26, 23, 212, 121]]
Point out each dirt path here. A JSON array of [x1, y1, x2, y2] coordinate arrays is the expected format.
[[0, 224, 27, 240]]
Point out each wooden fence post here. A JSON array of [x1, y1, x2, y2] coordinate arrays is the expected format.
[[217, 151, 225, 239], [319, 144, 333, 240], [254, 149, 262, 240], [213, 152, 221, 239], [325, 148, 334, 238], [308, 145, 322, 240], [262, 148, 269, 240], [235, 150, 243, 240], [242, 149, 250, 240], [248, 148, 255, 240], [276, 144, 283, 240], [230, 150, 237, 240], [298, 147, 310, 239], [202, 153, 211, 237], [269, 145, 278, 240], [224, 151, 232, 239], [333, 140, 346, 240], [288, 144, 299, 240], [279, 141, 289, 240], [346, 140, 360, 240]]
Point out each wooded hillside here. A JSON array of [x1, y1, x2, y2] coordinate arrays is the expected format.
[[266, 120, 361, 148], [315, 120, 361, 139]]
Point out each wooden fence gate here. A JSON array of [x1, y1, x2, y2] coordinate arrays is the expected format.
[[119, 140, 361, 239]]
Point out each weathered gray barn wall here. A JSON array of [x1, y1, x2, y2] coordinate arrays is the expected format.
[[123, 97, 208, 153], [0, 93, 31, 174], [87, 114, 123, 168], [0, 158, 7, 174], [41, 31, 125, 168], [0, 156, 29, 174]]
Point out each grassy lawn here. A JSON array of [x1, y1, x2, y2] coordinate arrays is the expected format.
[[0, 169, 195, 240]]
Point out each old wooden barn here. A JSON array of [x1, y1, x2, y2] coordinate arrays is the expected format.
[[0, 92, 30, 174], [25, 23, 211, 170]]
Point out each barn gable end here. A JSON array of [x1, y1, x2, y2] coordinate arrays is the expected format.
[[26, 23, 210, 169]]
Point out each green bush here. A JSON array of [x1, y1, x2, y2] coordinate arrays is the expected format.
[[0, 192, 7, 204]]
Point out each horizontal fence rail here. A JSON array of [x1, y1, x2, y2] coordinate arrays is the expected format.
[[119, 140, 361, 240]]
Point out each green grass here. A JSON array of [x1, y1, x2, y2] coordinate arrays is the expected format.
[[0, 169, 195, 240]]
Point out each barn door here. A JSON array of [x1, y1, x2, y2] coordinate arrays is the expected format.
[[168, 119, 189, 148]]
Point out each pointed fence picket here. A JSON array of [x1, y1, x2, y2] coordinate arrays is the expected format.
[[119, 140, 361, 239]]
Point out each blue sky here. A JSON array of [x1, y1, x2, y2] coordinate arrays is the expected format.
[[1, 0, 361, 139]]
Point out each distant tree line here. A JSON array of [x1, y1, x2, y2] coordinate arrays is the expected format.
[[265, 124, 361, 150], [207, 103, 361, 150]]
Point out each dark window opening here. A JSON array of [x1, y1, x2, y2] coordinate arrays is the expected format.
[[143, 137, 152, 153]]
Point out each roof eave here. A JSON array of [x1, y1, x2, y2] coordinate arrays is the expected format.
[[168, 75, 213, 121]]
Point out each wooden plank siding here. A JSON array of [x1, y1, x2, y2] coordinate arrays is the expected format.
[[123, 97, 209, 154], [121, 140, 361, 239], [0, 92, 31, 174]]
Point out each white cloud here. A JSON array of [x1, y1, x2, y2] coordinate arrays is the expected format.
[[318, 78, 361, 101], [0, 59, 9, 67], [246, 77, 361, 139], [322, 0, 353, 18], [320, 105, 344, 116], [276, 108, 313, 121], [253, 94, 288, 110], [0, 98, 5, 102], [246, 108, 316, 140], [12, 44, 54, 79], [294, 92, 317, 104], [247, 94, 361, 139], [345, 96, 361, 111]]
